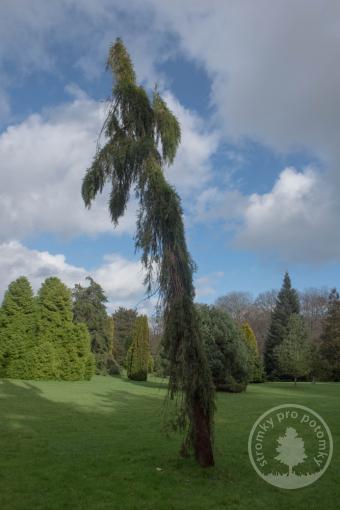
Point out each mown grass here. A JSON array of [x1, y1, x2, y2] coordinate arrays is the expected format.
[[0, 376, 339, 509]]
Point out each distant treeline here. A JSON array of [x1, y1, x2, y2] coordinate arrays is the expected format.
[[215, 272, 340, 383], [1, 271, 338, 387]]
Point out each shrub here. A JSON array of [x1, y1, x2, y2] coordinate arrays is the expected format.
[[197, 304, 251, 392]]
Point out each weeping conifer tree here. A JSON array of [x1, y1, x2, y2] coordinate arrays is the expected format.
[[81, 38, 215, 466]]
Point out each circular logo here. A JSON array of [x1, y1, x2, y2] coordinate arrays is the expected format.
[[248, 404, 333, 489]]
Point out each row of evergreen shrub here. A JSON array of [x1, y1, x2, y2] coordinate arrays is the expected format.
[[0, 276, 95, 380]]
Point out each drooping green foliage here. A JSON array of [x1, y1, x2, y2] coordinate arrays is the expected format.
[[319, 288, 340, 381], [0, 277, 36, 378], [197, 305, 251, 393], [37, 277, 95, 381], [126, 315, 151, 381], [241, 322, 264, 383], [274, 314, 312, 385], [265, 272, 300, 378], [81, 38, 215, 465], [73, 277, 119, 375], [112, 307, 138, 365]]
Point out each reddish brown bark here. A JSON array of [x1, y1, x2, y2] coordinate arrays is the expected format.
[[193, 401, 214, 467]]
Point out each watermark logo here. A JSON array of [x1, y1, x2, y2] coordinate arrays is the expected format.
[[248, 404, 333, 489]]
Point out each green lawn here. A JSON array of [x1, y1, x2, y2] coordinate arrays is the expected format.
[[0, 376, 339, 509]]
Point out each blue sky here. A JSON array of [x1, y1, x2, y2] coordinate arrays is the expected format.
[[1, 1, 340, 311]]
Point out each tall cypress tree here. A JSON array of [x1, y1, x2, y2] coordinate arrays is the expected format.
[[37, 277, 95, 381], [265, 272, 300, 378], [126, 315, 151, 381], [0, 277, 36, 378], [241, 322, 264, 383], [319, 288, 340, 381], [73, 277, 119, 375], [81, 38, 215, 466]]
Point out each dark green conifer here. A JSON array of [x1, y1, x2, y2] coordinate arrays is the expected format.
[[37, 277, 94, 380], [73, 277, 119, 375], [81, 38, 215, 465], [126, 315, 150, 381], [198, 304, 251, 393], [0, 277, 36, 378], [111, 307, 137, 365], [275, 314, 311, 385], [265, 272, 300, 378], [319, 288, 340, 380]]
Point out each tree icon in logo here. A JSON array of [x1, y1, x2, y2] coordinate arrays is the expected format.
[[275, 427, 307, 477]]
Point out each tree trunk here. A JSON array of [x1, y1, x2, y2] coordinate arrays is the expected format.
[[289, 465, 293, 477], [193, 400, 214, 467], [294, 377, 297, 387]]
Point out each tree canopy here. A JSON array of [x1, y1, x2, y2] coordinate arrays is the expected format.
[[197, 304, 251, 392], [73, 277, 119, 375]]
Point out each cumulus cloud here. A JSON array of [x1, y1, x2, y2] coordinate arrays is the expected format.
[[0, 94, 137, 239], [3, 0, 338, 161], [0, 240, 146, 312], [162, 92, 219, 194], [2, 0, 340, 263], [0, 88, 216, 240], [235, 166, 339, 263], [146, 0, 340, 262], [147, 1, 340, 155]]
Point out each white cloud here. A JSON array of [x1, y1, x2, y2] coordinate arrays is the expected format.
[[192, 186, 246, 225], [0, 240, 146, 311], [195, 271, 224, 299], [3, 0, 337, 162], [235, 166, 339, 263], [145, 1, 340, 262], [0, 88, 217, 240], [147, 1, 340, 155], [162, 92, 219, 194], [0, 94, 138, 239], [3, 1, 340, 263]]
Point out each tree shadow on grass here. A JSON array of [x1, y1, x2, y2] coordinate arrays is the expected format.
[[0, 378, 182, 510], [122, 377, 168, 391]]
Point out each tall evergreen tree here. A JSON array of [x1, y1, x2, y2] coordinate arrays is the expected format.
[[126, 315, 151, 381], [112, 307, 138, 365], [37, 277, 94, 381], [319, 288, 340, 380], [0, 277, 36, 378], [73, 277, 119, 375], [81, 38, 215, 465], [265, 272, 300, 378], [275, 314, 312, 386]]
